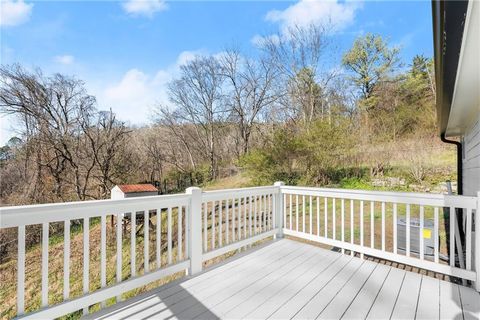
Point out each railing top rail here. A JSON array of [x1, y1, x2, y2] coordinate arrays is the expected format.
[[280, 185, 478, 208], [0, 193, 190, 228], [202, 186, 277, 201]]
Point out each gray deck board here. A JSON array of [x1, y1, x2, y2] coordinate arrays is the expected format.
[[135, 242, 311, 320], [217, 248, 335, 319], [291, 258, 365, 319], [244, 251, 342, 319], [366, 267, 406, 319], [341, 263, 391, 320], [390, 271, 422, 320], [85, 239, 480, 320], [317, 260, 377, 319], [179, 244, 317, 319], [459, 284, 480, 320], [268, 255, 353, 319], [439, 281, 464, 320], [415, 275, 440, 320]]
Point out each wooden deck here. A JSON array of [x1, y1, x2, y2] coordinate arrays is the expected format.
[[86, 239, 479, 320]]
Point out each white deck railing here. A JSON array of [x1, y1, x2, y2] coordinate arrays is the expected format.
[[279, 186, 479, 284], [0, 183, 479, 319]]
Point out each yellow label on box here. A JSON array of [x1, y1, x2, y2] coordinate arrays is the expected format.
[[423, 229, 431, 239]]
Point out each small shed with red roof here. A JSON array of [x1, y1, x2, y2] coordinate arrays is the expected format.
[[111, 184, 158, 199]]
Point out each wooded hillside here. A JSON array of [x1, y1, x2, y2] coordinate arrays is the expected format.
[[1, 25, 453, 208]]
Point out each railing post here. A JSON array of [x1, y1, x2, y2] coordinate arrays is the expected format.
[[274, 181, 285, 239], [475, 191, 480, 291], [186, 187, 202, 275]]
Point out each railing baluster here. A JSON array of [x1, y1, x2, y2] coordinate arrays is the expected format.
[[350, 199, 354, 256], [419, 206, 424, 260], [406, 204, 411, 257], [101, 215, 107, 300], [203, 203, 207, 252], [332, 198, 336, 240], [268, 195, 272, 230], [219, 201, 223, 247], [289, 194, 293, 230], [243, 197, 247, 237], [232, 198, 236, 240], [360, 201, 364, 259], [250, 196, 253, 237], [168, 207, 172, 264], [17, 225, 25, 315], [466, 208, 472, 270], [341, 199, 345, 254], [156, 209, 161, 268], [271, 194, 273, 230], [295, 194, 298, 231], [240, 198, 243, 238], [262, 195, 266, 232], [283, 194, 287, 231], [449, 206, 455, 267], [239, 198, 243, 237], [393, 203, 398, 254], [245, 196, 248, 237], [202, 202, 208, 252], [211, 202, 215, 250], [226, 199, 230, 244], [302, 195, 306, 233], [257, 196, 261, 234], [324, 198, 328, 237], [317, 196, 320, 237], [309, 196, 313, 234], [178, 206, 182, 261], [253, 196, 257, 235], [116, 213, 122, 302], [131, 211, 136, 277], [83, 218, 89, 315], [63, 220, 70, 301], [42, 222, 49, 308], [381, 202, 386, 251], [144, 211, 149, 272], [185, 206, 188, 258], [370, 201, 374, 248], [434, 207, 439, 263]]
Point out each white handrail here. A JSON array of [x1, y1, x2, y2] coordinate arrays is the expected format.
[[0, 193, 190, 228], [280, 185, 477, 208]]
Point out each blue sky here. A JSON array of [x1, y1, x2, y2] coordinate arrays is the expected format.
[[0, 0, 433, 144]]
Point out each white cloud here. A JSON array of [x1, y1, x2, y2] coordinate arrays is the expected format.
[[0, 0, 33, 27], [54, 55, 75, 65], [265, 0, 362, 32], [97, 50, 202, 125], [122, 0, 167, 18]]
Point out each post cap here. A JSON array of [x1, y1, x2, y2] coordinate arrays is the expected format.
[[274, 181, 285, 186], [186, 186, 202, 194]]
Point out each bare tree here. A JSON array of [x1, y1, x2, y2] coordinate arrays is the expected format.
[[165, 56, 225, 180], [219, 49, 278, 155], [258, 24, 336, 124], [0, 64, 96, 201], [84, 110, 130, 199]]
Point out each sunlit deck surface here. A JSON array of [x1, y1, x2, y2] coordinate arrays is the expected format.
[[86, 239, 479, 320]]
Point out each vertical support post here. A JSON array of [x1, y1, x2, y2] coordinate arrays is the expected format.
[[17, 225, 25, 316], [274, 181, 285, 239], [187, 187, 202, 275], [475, 191, 480, 291]]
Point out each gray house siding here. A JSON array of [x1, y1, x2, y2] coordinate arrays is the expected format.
[[463, 115, 480, 196]]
